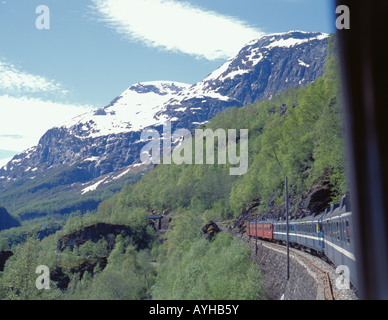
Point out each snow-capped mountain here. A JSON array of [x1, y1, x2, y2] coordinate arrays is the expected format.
[[56, 30, 328, 141], [0, 31, 329, 218], [64, 81, 192, 139]]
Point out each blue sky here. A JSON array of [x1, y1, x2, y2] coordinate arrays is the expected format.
[[0, 0, 336, 161]]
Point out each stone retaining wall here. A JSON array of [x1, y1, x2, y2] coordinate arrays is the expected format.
[[245, 237, 322, 300]]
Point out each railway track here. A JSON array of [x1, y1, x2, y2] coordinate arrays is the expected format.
[[288, 247, 334, 300], [242, 234, 358, 300]]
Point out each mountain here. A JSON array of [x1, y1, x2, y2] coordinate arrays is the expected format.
[[0, 31, 329, 219]]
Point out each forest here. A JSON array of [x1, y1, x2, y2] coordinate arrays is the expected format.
[[0, 36, 347, 300]]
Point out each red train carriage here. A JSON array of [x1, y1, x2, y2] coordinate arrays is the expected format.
[[246, 221, 273, 240]]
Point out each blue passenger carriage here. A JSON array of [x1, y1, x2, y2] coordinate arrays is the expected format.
[[273, 213, 324, 254], [322, 195, 357, 289]]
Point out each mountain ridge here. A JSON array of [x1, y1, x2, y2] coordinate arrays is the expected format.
[[0, 31, 330, 218]]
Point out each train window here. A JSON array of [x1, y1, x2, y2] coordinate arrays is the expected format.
[[346, 220, 350, 245], [328, 222, 331, 236], [335, 221, 339, 242], [329, 222, 332, 237], [330, 222, 333, 236]]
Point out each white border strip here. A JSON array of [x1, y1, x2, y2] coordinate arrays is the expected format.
[[324, 238, 356, 261], [273, 232, 323, 242], [273, 232, 356, 261]]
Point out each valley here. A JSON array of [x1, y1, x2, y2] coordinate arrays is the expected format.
[[0, 32, 347, 301]]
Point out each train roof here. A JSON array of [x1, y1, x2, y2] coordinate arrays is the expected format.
[[247, 219, 277, 224], [246, 194, 350, 224], [321, 194, 351, 220], [292, 213, 325, 223]]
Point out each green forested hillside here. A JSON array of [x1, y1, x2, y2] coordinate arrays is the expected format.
[[0, 36, 346, 300]]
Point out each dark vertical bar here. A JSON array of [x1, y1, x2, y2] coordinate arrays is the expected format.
[[286, 176, 289, 281], [335, 0, 388, 299]]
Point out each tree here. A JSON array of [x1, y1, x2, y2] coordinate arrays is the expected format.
[[1, 235, 41, 300]]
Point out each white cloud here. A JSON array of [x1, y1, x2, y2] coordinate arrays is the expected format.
[[0, 95, 92, 153], [0, 59, 67, 95], [0, 58, 92, 156], [91, 0, 264, 60]]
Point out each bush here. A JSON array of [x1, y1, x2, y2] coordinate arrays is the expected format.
[[152, 233, 264, 300]]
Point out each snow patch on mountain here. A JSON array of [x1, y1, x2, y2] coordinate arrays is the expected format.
[[62, 81, 191, 138], [81, 177, 107, 194]]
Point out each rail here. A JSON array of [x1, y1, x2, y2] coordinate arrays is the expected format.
[[289, 248, 334, 300]]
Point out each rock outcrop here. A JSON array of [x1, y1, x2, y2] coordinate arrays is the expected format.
[[202, 221, 221, 241], [57, 223, 131, 252]]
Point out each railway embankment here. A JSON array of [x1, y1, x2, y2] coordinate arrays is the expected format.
[[243, 234, 319, 300], [238, 233, 358, 300]]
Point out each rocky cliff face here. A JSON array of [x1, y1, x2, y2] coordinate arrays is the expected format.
[[0, 31, 329, 217]]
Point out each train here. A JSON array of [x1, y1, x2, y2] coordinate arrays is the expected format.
[[246, 194, 358, 291]]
